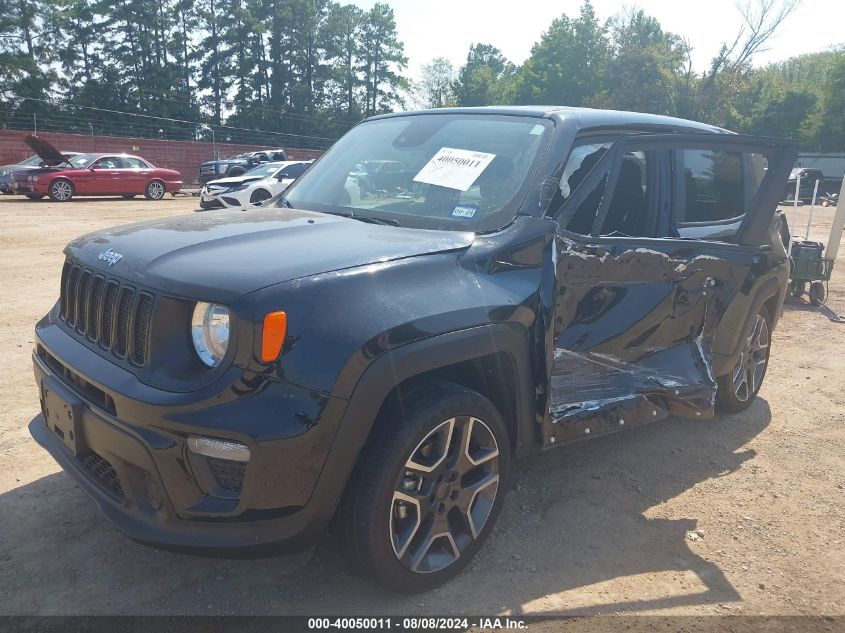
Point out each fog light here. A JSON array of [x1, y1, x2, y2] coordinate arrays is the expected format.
[[187, 436, 250, 462]]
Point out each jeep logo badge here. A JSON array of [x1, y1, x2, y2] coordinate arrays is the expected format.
[[98, 248, 123, 266]]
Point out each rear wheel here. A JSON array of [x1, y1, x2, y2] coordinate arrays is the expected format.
[[716, 306, 771, 413], [144, 180, 165, 200], [48, 179, 74, 202], [809, 281, 826, 305], [338, 383, 509, 592]]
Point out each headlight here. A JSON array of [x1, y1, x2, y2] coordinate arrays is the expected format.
[[191, 302, 230, 367], [225, 184, 248, 192]]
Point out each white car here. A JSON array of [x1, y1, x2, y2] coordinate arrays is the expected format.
[[199, 160, 311, 210]]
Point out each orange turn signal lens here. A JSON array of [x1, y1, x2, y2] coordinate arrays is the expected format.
[[261, 311, 287, 362]]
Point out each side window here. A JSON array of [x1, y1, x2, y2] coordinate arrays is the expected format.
[[599, 150, 656, 237], [555, 143, 658, 238], [254, 153, 269, 162], [673, 148, 767, 241], [282, 163, 308, 179], [93, 157, 118, 169], [271, 151, 288, 161], [548, 142, 612, 234], [120, 157, 148, 169]]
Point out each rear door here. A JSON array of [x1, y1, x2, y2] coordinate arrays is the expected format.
[[543, 133, 796, 445], [115, 156, 152, 194]]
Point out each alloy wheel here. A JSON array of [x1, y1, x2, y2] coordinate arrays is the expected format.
[[389, 416, 500, 574], [148, 181, 165, 199], [52, 181, 72, 201], [732, 314, 770, 402]]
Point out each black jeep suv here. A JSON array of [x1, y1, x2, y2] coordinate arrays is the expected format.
[[198, 148, 289, 184], [31, 107, 796, 592]]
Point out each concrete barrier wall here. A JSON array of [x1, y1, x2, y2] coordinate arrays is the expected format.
[[0, 130, 324, 185]]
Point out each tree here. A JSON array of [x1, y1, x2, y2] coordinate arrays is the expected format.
[[417, 57, 455, 108], [516, 1, 609, 106], [359, 2, 407, 116], [601, 9, 686, 115], [815, 53, 845, 152], [322, 2, 365, 118], [453, 44, 516, 106]]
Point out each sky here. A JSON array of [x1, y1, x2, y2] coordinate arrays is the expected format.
[[350, 0, 844, 80]]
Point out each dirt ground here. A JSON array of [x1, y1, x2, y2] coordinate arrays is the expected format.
[[0, 194, 842, 617]]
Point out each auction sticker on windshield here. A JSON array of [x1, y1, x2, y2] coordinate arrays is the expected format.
[[413, 147, 496, 191]]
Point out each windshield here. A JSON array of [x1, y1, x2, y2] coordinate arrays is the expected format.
[[69, 153, 96, 168], [20, 155, 44, 166], [245, 162, 283, 178], [284, 114, 552, 231]]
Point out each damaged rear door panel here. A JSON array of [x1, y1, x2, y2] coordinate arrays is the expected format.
[[542, 133, 798, 447]]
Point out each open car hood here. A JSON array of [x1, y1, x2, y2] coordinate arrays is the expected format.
[[24, 135, 71, 167]]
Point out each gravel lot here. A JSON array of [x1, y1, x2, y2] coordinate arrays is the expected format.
[[0, 195, 842, 616]]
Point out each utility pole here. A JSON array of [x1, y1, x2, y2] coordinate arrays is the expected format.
[[825, 173, 845, 261]]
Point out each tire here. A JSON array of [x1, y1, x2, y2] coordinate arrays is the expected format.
[[716, 305, 772, 414], [338, 382, 510, 592], [25, 193, 44, 200], [250, 189, 272, 204], [48, 179, 74, 202], [122, 194, 136, 199], [144, 180, 165, 200], [809, 281, 826, 305]]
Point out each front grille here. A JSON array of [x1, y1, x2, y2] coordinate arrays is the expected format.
[[81, 452, 125, 501], [59, 260, 155, 366], [206, 457, 246, 491]]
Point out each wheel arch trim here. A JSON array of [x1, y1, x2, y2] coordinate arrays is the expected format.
[[309, 323, 536, 531]]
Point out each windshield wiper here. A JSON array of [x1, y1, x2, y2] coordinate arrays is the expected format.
[[351, 215, 400, 226]]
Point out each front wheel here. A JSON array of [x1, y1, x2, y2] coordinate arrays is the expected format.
[[716, 306, 771, 413], [48, 179, 74, 202], [145, 180, 165, 200], [250, 189, 272, 205], [338, 383, 509, 592]]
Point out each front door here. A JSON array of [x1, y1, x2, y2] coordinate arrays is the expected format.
[[86, 156, 122, 195], [543, 133, 796, 446]]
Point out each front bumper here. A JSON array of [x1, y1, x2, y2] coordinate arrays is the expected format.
[[30, 323, 353, 555]]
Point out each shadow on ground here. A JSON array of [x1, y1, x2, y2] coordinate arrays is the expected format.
[[0, 400, 771, 615]]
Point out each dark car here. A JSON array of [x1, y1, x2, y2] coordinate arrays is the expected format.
[[784, 167, 824, 203], [30, 107, 796, 592], [13, 135, 182, 201], [198, 149, 289, 184], [0, 151, 81, 194]]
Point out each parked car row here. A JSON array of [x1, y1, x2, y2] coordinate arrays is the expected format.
[[1, 135, 182, 202], [1, 136, 314, 210]]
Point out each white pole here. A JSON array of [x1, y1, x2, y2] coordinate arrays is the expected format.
[[792, 174, 801, 234], [825, 174, 845, 262], [806, 178, 820, 240]]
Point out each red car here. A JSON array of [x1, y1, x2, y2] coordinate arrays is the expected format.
[[13, 135, 182, 202]]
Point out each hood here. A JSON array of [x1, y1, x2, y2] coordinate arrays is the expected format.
[[65, 207, 475, 303], [205, 174, 264, 187], [24, 135, 71, 167]]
